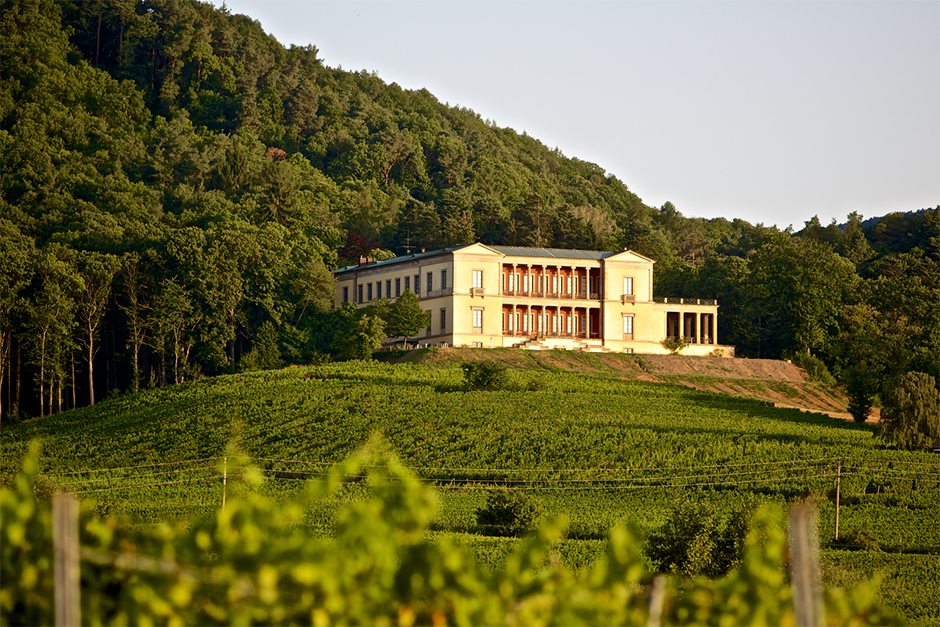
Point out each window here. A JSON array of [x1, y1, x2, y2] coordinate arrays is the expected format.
[[426, 272, 433, 294], [623, 276, 634, 296], [405, 276, 411, 292], [440, 308, 446, 331], [358, 284, 363, 303], [472, 270, 483, 288], [623, 315, 634, 337], [414, 274, 420, 295], [367, 283, 373, 301], [426, 311, 432, 333], [472, 341, 483, 348], [386, 280, 391, 297], [472, 309, 483, 331], [567, 315, 572, 334], [376, 281, 381, 299], [343, 286, 349, 303], [395, 278, 401, 297], [441, 269, 447, 290]]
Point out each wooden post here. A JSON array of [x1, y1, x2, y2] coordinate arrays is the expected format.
[[222, 456, 227, 511], [834, 459, 841, 541], [789, 502, 824, 627], [647, 575, 666, 627], [53, 493, 80, 627]]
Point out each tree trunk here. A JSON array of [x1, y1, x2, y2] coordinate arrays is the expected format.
[[39, 330, 47, 418], [71, 351, 76, 410], [87, 335, 95, 406], [15, 343, 21, 417], [95, 11, 102, 66]]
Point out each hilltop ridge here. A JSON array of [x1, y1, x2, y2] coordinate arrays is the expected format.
[[386, 348, 859, 421]]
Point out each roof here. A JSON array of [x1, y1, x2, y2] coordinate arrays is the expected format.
[[486, 245, 617, 260], [333, 243, 652, 274], [333, 244, 475, 274]]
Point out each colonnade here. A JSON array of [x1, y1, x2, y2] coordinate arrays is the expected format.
[[665, 311, 716, 345], [501, 264, 600, 299], [502, 303, 599, 338]]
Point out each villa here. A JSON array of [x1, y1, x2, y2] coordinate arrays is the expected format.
[[333, 243, 733, 356]]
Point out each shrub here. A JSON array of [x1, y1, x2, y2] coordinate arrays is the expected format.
[[832, 529, 881, 552], [475, 489, 541, 536], [789, 352, 837, 386], [660, 336, 687, 355], [645, 502, 752, 578], [461, 360, 509, 391]]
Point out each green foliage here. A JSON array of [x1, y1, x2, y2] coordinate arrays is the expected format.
[[832, 529, 881, 552], [645, 502, 752, 578], [386, 290, 430, 340], [0, 440, 906, 626], [0, 443, 54, 627], [660, 336, 687, 355], [789, 351, 838, 386], [238, 321, 284, 372], [461, 359, 509, 390], [475, 489, 541, 537], [845, 366, 876, 422], [879, 372, 940, 451]]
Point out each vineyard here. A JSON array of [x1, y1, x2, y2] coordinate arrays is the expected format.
[[2, 358, 939, 624]]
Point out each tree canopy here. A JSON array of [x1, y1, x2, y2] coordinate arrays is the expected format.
[[0, 0, 936, 421]]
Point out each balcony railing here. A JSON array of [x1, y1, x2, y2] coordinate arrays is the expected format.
[[666, 335, 716, 345], [653, 297, 717, 306], [502, 331, 601, 339], [501, 289, 594, 300]]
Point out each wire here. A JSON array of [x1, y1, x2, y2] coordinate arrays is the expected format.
[[54, 464, 218, 487], [41, 456, 223, 478]]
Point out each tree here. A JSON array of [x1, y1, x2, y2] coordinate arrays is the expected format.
[[386, 291, 430, 342], [0, 220, 34, 421], [74, 251, 120, 405], [879, 372, 940, 451], [24, 248, 83, 416], [330, 302, 385, 360], [748, 235, 860, 358], [148, 279, 198, 386]]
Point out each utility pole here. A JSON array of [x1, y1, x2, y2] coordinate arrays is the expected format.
[[834, 458, 841, 540]]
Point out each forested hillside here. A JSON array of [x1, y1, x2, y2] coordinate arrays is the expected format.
[[1, 0, 937, 420]]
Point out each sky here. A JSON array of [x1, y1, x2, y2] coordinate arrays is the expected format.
[[213, 0, 939, 229]]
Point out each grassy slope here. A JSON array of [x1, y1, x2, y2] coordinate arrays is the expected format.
[[1, 354, 937, 623]]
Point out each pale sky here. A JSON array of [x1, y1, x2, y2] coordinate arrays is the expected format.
[[214, 0, 939, 230]]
